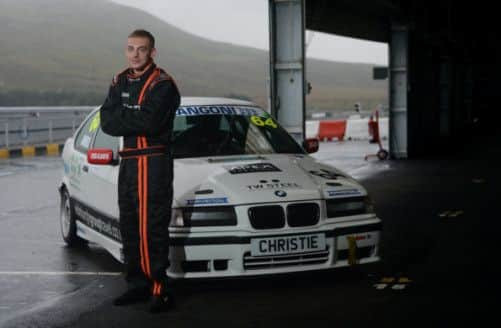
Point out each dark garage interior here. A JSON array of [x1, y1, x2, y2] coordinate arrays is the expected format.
[[306, 0, 500, 157]]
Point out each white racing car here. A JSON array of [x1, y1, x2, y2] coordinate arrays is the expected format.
[[59, 97, 381, 278]]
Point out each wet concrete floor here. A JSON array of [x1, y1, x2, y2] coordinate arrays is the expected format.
[[1, 138, 497, 327]]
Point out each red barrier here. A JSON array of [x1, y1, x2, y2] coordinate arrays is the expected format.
[[318, 120, 347, 141], [368, 110, 380, 144], [365, 110, 388, 161]]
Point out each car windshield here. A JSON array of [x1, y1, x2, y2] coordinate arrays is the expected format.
[[172, 105, 304, 158]]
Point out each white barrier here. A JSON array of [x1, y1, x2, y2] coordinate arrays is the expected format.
[[345, 118, 370, 140], [378, 117, 388, 140], [305, 120, 320, 139], [306, 117, 388, 141]]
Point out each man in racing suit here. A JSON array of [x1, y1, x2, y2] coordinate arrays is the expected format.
[[100, 29, 180, 313]]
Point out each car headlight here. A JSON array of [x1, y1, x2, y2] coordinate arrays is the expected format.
[[171, 206, 237, 227], [326, 196, 374, 218]]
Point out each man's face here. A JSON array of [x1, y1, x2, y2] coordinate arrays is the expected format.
[[125, 36, 156, 72]]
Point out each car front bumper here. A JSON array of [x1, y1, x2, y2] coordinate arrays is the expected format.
[[167, 218, 381, 279]]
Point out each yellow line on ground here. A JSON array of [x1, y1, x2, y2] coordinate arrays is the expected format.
[[21, 146, 36, 157], [380, 277, 395, 283], [0, 149, 9, 159], [46, 143, 60, 156], [0, 271, 121, 276], [398, 277, 412, 283]]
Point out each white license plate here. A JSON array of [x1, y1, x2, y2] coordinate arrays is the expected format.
[[250, 233, 326, 256]]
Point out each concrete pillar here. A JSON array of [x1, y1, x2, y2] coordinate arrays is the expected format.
[[439, 54, 452, 137], [269, 0, 306, 141], [4, 122, 9, 148], [48, 119, 53, 144], [389, 25, 408, 158]]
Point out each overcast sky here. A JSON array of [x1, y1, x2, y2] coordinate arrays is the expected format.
[[111, 0, 388, 65]]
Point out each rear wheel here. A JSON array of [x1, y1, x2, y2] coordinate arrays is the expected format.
[[60, 189, 87, 247]]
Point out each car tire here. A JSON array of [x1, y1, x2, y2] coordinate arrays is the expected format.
[[60, 189, 87, 247], [377, 149, 389, 160]]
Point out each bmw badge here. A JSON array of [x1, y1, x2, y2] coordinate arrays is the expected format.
[[274, 190, 287, 197]]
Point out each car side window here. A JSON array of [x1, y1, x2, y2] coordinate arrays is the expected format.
[[93, 127, 119, 153], [74, 112, 99, 154]]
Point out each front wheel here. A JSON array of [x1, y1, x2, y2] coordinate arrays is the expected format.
[[60, 189, 87, 247]]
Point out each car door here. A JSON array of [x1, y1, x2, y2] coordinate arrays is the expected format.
[[87, 125, 120, 221], [70, 111, 100, 209]]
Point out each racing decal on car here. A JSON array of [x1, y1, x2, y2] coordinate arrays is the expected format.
[[325, 182, 343, 187], [88, 112, 100, 133], [73, 200, 121, 242], [246, 181, 301, 191], [207, 155, 267, 163], [63, 161, 70, 174], [176, 106, 260, 116], [326, 189, 362, 197], [309, 169, 346, 180], [67, 154, 84, 188], [186, 197, 228, 205], [79, 135, 92, 148], [250, 115, 277, 128], [226, 163, 281, 174]]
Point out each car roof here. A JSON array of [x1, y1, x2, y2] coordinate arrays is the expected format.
[[180, 97, 258, 107]]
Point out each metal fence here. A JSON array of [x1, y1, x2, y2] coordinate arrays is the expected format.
[[0, 107, 96, 148], [306, 108, 389, 121], [0, 106, 389, 148]]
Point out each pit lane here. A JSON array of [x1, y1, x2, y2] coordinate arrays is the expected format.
[[0, 139, 497, 327]]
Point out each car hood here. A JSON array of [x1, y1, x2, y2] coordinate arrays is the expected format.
[[173, 154, 367, 207]]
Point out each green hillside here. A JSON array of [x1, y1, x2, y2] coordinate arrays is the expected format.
[[0, 0, 387, 109]]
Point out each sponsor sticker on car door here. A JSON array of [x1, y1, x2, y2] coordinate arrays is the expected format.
[[251, 233, 326, 256]]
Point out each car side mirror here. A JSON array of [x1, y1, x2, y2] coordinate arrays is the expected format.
[[87, 148, 116, 165], [303, 138, 319, 154]]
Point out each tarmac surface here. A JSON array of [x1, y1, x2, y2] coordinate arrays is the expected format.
[[0, 138, 499, 327]]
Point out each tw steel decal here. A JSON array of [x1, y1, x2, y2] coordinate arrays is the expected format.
[[246, 182, 301, 191]]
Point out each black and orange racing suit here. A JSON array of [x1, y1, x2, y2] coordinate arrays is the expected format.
[[100, 62, 180, 297]]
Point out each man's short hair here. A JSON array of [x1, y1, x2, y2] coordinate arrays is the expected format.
[[128, 29, 155, 48]]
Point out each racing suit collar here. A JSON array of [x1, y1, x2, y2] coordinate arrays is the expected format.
[[127, 61, 156, 80]]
